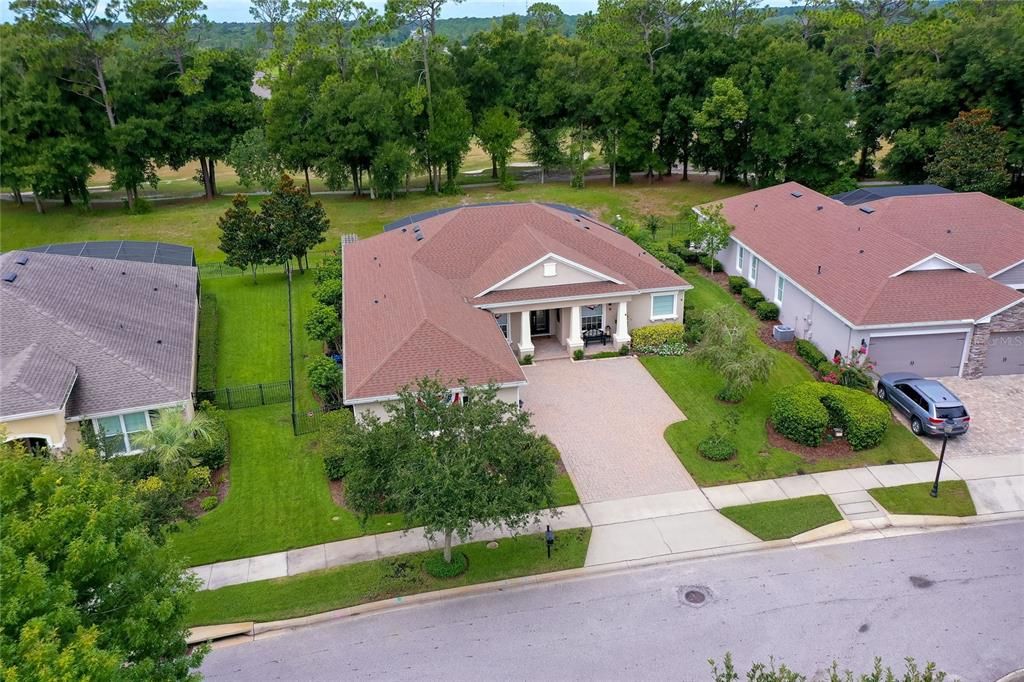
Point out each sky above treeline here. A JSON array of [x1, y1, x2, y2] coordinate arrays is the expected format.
[[1, 0, 792, 24]]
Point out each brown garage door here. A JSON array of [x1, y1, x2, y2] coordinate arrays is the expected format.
[[869, 332, 967, 377], [986, 332, 1024, 375]]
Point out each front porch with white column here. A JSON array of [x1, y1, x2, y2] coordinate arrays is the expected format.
[[498, 298, 633, 361]]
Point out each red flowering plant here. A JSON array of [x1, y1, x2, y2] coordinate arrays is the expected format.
[[820, 347, 875, 391]]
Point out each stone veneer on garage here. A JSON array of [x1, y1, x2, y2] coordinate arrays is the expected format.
[[964, 302, 1024, 378]]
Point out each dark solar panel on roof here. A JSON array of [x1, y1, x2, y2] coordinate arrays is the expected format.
[[15, 241, 195, 266]]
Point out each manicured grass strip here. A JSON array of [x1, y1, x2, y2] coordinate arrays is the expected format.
[[869, 481, 976, 517], [641, 272, 935, 487], [720, 495, 842, 541], [187, 528, 591, 626], [552, 473, 580, 507], [196, 291, 219, 392]]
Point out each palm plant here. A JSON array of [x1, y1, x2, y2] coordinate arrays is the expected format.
[[133, 409, 215, 479]]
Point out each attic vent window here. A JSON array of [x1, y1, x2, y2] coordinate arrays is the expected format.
[[790, 191, 803, 198], [415, 233, 424, 242], [543, 262, 557, 277], [2, 272, 16, 283], [15, 255, 28, 265], [859, 206, 875, 214]]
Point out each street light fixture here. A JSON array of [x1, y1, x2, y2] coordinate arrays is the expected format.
[[930, 422, 954, 498]]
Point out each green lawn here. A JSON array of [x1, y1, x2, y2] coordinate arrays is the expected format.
[[187, 528, 591, 626], [168, 405, 404, 566], [1, 176, 743, 262], [869, 481, 976, 517], [641, 273, 935, 486], [720, 495, 843, 540]]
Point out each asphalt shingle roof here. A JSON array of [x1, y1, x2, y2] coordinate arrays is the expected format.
[[701, 183, 1024, 327], [0, 250, 198, 419]]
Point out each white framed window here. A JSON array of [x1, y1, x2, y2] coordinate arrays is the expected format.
[[95, 410, 151, 456], [581, 304, 604, 332], [494, 313, 510, 342], [737, 246, 746, 271], [750, 256, 759, 284], [650, 293, 677, 320], [543, 262, 557, 277], [775, 274, 786, 304]]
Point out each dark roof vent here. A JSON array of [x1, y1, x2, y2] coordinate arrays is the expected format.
[[156, 339, 162, 344], [816, 205, 823, 211], [859, 249, 865, 254], [2, 272, 17, 283], [15, 255, 29, 265], [401, 227, 407, 233], [790, 191, 803, 198], [859, 206, 875, 214]]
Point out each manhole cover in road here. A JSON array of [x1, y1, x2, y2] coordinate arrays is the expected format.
[[677, 585, 712, 607]]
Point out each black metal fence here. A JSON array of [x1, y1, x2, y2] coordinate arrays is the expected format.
[[292, 403, 346, 436], [195, 380, 293, 410]]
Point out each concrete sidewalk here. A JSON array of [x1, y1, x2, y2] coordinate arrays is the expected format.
[[190, 454, 1023, 590]]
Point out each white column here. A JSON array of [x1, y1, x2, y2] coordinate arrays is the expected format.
[[568, 305, 583, 349], [519, 310, 534, 355], [614, 301, 630, 343]]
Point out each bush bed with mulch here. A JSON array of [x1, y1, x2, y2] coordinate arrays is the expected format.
[[771, 382, 889, 450]]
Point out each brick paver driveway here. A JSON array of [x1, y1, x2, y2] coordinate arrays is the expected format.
[[894, 376, 1023, 458], [520, 357, 696, 503]]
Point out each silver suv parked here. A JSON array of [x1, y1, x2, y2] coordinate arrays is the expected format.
[[875, 373, 970, 437]]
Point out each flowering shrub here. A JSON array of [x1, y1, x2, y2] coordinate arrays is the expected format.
[[633, 341, 687, 356]]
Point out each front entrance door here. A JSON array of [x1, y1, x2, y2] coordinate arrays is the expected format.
[[530, 310, 550, 335]]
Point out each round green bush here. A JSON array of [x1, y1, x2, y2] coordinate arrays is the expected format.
[[771, 382, 890, 450], [200, 495, 219, 512], [185, 407, 229, 470], [796, 339, 829, 367], [741, 287, 765, 309], [755, 301, 780, 321], [698, 434, 736, 461], [323, 453, 347, 481], [728, 276, 748, 294], [573, 349, 585, 361], [424, 551, 468, 579]]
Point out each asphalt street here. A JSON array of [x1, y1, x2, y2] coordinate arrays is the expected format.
[[202, 522, 1024, 681]]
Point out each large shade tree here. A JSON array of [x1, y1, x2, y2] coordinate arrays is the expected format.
[[343, 377, 558, 563], [0, 444, 204, 680]]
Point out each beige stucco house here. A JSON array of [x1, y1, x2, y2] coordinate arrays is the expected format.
[[342, 203, 691, 420], [1, 245, 199, 453]]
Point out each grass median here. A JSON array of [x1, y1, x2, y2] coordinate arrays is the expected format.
[[720, 495, 843, 540], [188, 527, 591, 626], [869, 481, 976, 517]]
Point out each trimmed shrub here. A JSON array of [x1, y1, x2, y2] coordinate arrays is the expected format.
[[185, 404, 229, 470], [313, 278, 343, 309], [771, 382, 889, 450], [683, 315, 706, 345], [196, 292, 218, 392], [323, 453, 347, 480], [698, 434, 736, 461], [108, 452, 160, 482], [305, 303, 341, 345], [631, 322, 685, 348], [573, 349, 585, 361], [755, 301, 780, 321], [424, 551, 468, 578], [185, 466, 212, 495], [740, 287, 765, 309], [796, 339, 829, 368], [618, 343, 630, 356], [308, 355, 344, 403], [519, 354, 534, 365], [728, 275, 747, 294], [667, 240, 702, 264], [699, 256, 724, 272], [200, 496, 219, 512], [314, 256, 342, 285]]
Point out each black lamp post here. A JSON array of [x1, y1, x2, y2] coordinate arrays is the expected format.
[[930, 423, 954, 498], [545, 525, 555, 559]]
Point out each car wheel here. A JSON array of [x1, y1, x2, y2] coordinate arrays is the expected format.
[[911, 417, 922, 435], [876, 385, 887, 401]]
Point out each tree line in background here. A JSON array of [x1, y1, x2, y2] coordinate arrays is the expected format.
[[3, 0, 1022, 213]]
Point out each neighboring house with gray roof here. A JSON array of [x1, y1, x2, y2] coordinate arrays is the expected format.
[[0, 248, 199, 453]]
